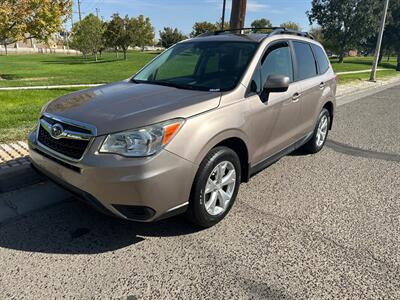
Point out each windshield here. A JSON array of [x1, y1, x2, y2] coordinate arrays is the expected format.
[[133, 41, 258, 92]]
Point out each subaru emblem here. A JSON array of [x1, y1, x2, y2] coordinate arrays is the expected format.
[[51, 123, 64, 139]]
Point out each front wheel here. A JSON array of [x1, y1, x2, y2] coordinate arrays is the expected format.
[[301, 108, 331, 154], [186, 147, 241, 228]]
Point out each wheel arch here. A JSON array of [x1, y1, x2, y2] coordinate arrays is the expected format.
[[194, 131, 251, 183], [323, 101, 334, 130]]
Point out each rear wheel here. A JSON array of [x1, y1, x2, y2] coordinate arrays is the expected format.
[[186, 147, 241, 228], [301, 108, 330, 154]]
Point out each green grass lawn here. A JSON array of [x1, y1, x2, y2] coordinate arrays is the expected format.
[[331, 56, 399, 84], [0, 51, 158, 87], [337, 69, 399, 84], [331, 56, 398, 72], [0, 89, 79, 143]]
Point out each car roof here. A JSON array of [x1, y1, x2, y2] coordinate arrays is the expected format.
[[185, 29, 317, 45], [188, 33, 268, 44]]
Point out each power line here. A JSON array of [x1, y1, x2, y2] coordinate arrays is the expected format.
[[77, 0, 82, 22], [221, 0, 227, 30]]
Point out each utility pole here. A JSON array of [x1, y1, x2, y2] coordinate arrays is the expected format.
[[70, 0, 74, 27], [77, 0, 82, 22], [370, 0, 390, 82], [96, 7, 100, 19], [230, 0, 247, 32], [221, 0, 227, 31]]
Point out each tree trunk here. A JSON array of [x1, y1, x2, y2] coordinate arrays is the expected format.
[[387, 52, 390, 62], [397, 52, 400, 71], [123, 50, 127, 60], [95, 53, 98, 62], [338, 49, 345, 63], [4, 44, 8, 56], [378, 50, 384, 64]]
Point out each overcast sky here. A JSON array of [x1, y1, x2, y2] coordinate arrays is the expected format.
[[75, 0, 312, 35]]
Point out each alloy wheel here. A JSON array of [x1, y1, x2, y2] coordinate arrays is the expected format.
[[204, 161, 236, 216]]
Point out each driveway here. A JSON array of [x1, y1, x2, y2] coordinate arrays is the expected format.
[[0, 85, 399, 299]]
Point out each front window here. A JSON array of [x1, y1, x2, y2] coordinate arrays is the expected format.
[[133, 41, 258, 92]]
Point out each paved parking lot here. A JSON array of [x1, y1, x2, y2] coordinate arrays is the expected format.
[[0, 85, 399, 299]]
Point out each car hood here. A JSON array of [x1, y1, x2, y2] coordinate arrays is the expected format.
[[44, 81, 221, 135]]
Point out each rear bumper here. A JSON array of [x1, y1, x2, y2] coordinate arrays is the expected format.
[[28, 132, 197, 222]]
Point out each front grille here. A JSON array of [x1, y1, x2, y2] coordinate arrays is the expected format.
[[42, 116, 92, 135], [38, 125, 89, 160]]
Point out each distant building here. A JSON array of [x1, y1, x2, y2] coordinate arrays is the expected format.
[[348, 49, 358, 57], [0, 32, 80, 55]]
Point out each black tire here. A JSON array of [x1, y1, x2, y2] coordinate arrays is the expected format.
[[301, 108, 331, 154], [186, 146, 241, 228]]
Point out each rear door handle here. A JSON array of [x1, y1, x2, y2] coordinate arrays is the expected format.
[[319, 82, 326, 89], [292, 93, 301, 102]]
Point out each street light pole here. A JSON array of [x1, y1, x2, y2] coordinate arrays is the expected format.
[[221, 0, 227, 31], [370, 0, 390, 82]]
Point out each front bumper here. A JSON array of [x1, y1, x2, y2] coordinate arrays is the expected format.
[[28, 132, 197, 221]]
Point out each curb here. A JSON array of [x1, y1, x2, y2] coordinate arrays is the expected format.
[[0, 181, 72, 224], [0, 163, 72, 224], [336, 77, 400, 107], [0, 164, 44, 193]]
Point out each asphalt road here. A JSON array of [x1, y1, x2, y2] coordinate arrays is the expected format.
[[0, 85, 399, 299]]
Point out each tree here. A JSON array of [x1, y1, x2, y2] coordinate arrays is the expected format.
[[71, 14, 104, 61], [308, 0, 381, 63], [385, 0, 400, 71], [132, 15, 155, 51], [251, 18, 272, 32], [159, 27, 187, 48], [0, 0, 72, 55], [191, 22, 218, 37], [309, 26, 324, 43], [280, 21, 302, 31], [104, 14, 135, 59], [216, 20, 230, 31]]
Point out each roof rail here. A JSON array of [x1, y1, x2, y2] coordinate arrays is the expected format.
[[197, 27, 315, 41], [198, 27, 286, 37], [270, 28, 315, 40]]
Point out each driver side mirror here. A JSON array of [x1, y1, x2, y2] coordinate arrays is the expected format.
[[264, 75, 290, 93]]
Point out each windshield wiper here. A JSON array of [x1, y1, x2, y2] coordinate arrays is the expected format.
[[131, 79, 210, 91]]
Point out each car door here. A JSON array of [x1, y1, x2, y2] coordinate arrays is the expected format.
[[291, 41, 323, 135], [246, 41, 303, 165]]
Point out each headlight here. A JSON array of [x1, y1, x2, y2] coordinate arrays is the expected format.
[[99, 119, 184, 157]]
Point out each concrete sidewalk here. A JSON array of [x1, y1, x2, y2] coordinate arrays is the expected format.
[[335, 68, 388, 75], [0, 142, 30, 170], [0, 83, 103, 91]]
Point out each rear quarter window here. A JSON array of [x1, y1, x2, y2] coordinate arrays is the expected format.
[[292, 41, 318, 81], [311, 44, 330, 74]]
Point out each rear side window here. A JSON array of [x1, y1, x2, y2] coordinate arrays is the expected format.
[[292, 42, 318, 81], [311, 44, 330, 74]]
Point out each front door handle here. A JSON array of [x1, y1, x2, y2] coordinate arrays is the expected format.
[[292, 93, 301, 102]]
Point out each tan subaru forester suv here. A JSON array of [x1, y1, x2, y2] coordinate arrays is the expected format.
[[29, 28, 336, 227]]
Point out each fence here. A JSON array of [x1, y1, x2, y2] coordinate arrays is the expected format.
[[0, 47, 80, 55]]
